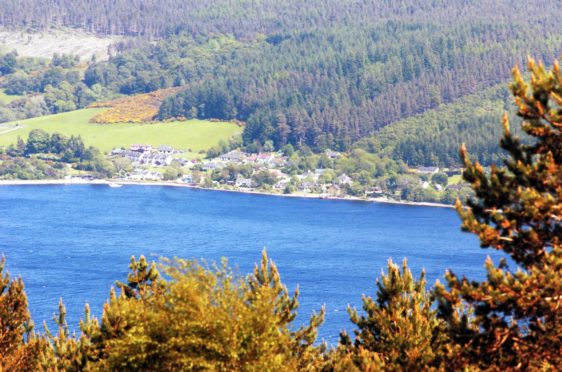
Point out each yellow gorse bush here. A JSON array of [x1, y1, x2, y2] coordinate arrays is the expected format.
[[89, 87, 184, 124]]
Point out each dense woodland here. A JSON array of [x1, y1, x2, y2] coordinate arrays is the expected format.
[[0, 52, 109, 121], [92, 22, 561, 153], [1, 0, 561, 40], [1, 1, 562, 162], [356, 83, 519, 166]]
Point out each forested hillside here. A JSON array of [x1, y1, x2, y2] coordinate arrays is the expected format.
[[1, 0, 562, 157], [90, 24, 561, 151], [1, 1, 561, 39], [356, 83, 517, 167]]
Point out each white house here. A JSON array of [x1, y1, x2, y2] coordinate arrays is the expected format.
[[235, 174, 255, 188], [336, 174, 353, 185], [415, 166, 439, 175]]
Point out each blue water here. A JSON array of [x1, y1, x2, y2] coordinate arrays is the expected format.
[[0, 185, 493, 343]]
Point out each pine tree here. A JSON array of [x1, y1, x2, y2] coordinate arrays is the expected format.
[[337, 259, 450, 371], [40, 251, 326, 370], [436, 58, 562, 369], [0, 257, 43, 371], [115, 255, 162, 300], [248, 250, 326, 370]]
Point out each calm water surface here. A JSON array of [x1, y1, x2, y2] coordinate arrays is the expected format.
[[0, 185, 492, 342]]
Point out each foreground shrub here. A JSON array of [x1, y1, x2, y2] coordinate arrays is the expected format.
[[38, 252, 325, 370], [332, 259, 451, 371], [0, 257, 45, 371]]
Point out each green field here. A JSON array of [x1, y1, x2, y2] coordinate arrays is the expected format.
[[0, 89, 23, 104], [0, 108, 242, 158], [448, 174, 463, 185]]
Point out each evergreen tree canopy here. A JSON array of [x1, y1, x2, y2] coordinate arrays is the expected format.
[[338, 259, 450, 370], [436, 58, 562, 369], [0, 257, 43, 370], [34, 252, 325, 370]]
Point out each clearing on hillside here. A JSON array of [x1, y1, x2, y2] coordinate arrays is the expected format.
[[0, 28, 119, 61], [89, 87, 184, 123], [0, 89, 23, 104], [0, 108, 242, 158]]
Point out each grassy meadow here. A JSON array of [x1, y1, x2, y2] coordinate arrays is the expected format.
[[0, 89, 23, 104], [0, 108, 242, 158], [448, 174, 463, 185]]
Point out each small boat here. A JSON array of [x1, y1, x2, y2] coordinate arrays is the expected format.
[[108, 182, 123, 188]]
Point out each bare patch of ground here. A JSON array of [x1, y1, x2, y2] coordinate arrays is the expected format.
[[0, 28, 121, 61], [0, 123, 24, 135]]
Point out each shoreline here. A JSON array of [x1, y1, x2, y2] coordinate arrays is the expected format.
[[0, 179, 454, 208]]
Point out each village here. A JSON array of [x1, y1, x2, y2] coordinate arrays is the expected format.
[[105, 143, 469, 204]]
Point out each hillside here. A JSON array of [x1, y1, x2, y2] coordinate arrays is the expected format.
[[0, 109, 241, 156], [89, 87, 185, 123], [0, 0, 561, 160], [0, 28, 119, 61], [72, 0, 562, 151], [356, 83, 517, 167], [1, 0, 562, 40]]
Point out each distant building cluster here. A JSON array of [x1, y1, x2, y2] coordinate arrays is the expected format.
[[104, 144, 464, 203], [111, 144, 181, 167], [212, 150, 288, 169]]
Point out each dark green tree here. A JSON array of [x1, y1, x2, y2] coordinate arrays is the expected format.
[[0, 51, 17, 75], [25, 129, 50, 154], [431, 172, 448, 187]]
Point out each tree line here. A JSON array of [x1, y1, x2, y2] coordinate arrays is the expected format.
[[1, 0, 562, 40], [2, 129, 117, 178]]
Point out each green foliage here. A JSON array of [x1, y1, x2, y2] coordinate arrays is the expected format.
[[431, 172, 448, 187], [0, 129, 116, 179], [435, 58, 562, 369], [252, 170, 278, 187], [0, 51, 98, 119], [3, 72, 31, 95], [25, 128, 50, 154], [22, 129, 91, 163], [338, 259, 450, 370], [357, 83, 515, 167], [0, 156, 64, 180], [162, 166, 182, 181], [0, 51, 17, 75], [0, 108, 242, 157], [4, 252, 325, 370]]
